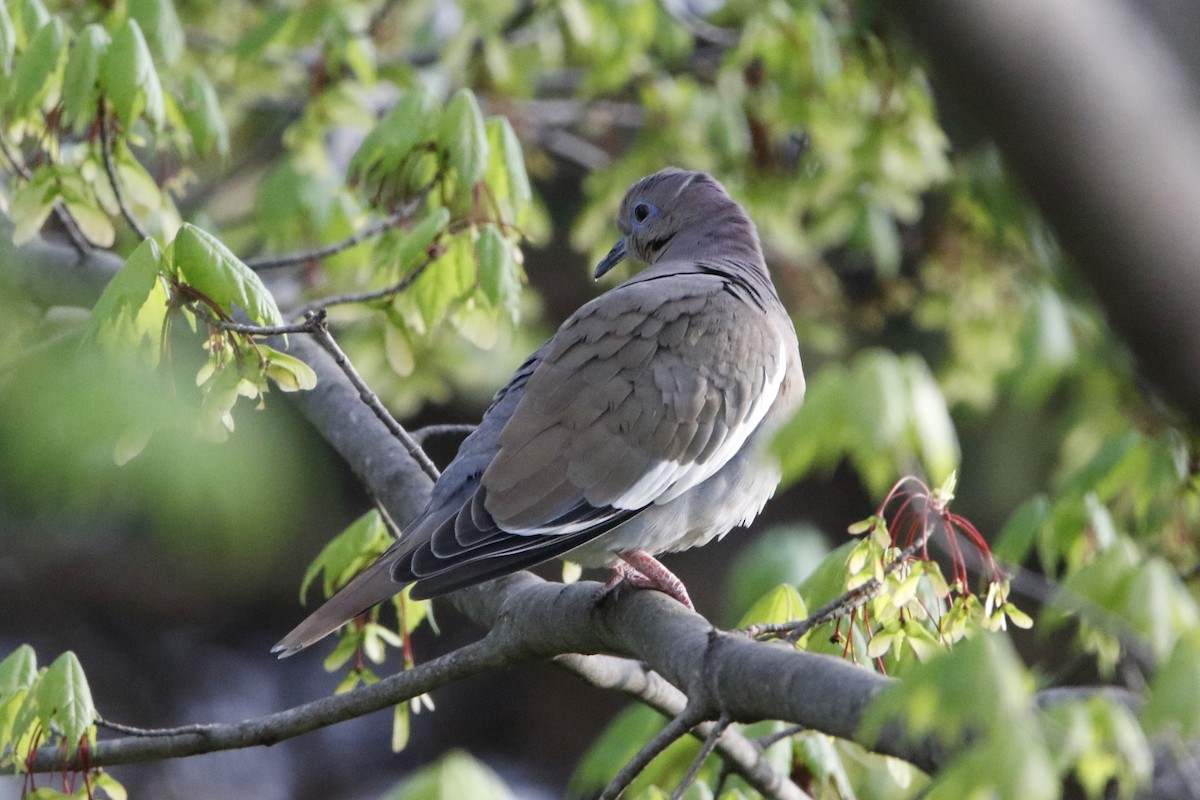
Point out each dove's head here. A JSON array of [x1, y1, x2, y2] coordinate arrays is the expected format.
[[594, 168, 762, 279]]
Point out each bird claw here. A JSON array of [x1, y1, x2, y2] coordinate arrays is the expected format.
[[596, 551, 695, 610]]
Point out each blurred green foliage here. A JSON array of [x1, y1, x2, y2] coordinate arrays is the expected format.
[[1, 0, 1199, 798]]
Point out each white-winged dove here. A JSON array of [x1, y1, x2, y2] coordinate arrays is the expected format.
[[274, 168, 805, 656]]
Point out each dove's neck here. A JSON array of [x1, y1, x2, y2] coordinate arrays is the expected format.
[[657, 205, 766, 273]]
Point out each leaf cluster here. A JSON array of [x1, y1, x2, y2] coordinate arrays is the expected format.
[[0, 646, 124, 799]]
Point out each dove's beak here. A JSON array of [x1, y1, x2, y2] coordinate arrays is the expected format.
[[593, 238, 627, 280]]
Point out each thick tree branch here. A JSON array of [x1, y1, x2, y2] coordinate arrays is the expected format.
[[0, 219, 120, 307], [276, 335, 436, 527]]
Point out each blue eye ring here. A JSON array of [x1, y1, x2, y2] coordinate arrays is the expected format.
[[630, 201, 658, 227]]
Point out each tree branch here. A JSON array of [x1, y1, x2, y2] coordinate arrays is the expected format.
[[6, 115, 1197, 790], [307, 323, 441, 482], [286, 250, 438, 320], [601, 704, 707, 800], [246, 206, 414, 271], [411, 423, 477, 444], [553, 653, 808, 800], [671, 713, 732, 800], [18, 634, 512, 772], [0, 218, 120, 307]]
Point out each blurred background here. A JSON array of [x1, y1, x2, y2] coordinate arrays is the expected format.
[[3, 0, 1200, 797]]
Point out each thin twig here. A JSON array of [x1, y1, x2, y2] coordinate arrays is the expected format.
[[193, 309, 324, 337], [756, 724, 806, 750], [0, 132, 94, 254], [310, 321, 441, 482], [671, 713, 730, 800], [411, 423, 477, 443], [373, 495, 403, 541], [745, 536, 930, 643], [49, 200, 94, 255], [287, 251, 438, 320], [601, 705, 707, 800], [99, 101, 152, 241], [246, 207, 413, 271], [15, 635, 508, 773]]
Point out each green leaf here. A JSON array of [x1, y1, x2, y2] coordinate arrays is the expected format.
[[299, 510, 390, 601], [339, 35, 376, 83], [233, 9, 296, 58], [349, 84, 441, 205], [475, 223, 520, 321], [196, 362, 245, 438], [865, 205, 901, 277], [410, 232, 474, 333], [484, 116, 532, 227], [901, 354, 960, 485], [322, 631, 360, 672], [373, 206, 451, 280], [35, 652, 96, 753], [61, 24, 109, 131], [91, 773, 128, 800], [438, 89, 489, 199], [737, 583, 807, 628], [391, 703, 410, 753], [862, 634, 1057, 800], [260, 346, 317, 392], [795, 733, 855, 798], [85, 237, 167, 355], [63, 195, 116, 248], [181, 72, 229, 158], [7, 16, 64, 115], [1143, 630, 1200, 740], [8, 166, 56, 245], [772, 363, 851, 485], [0, 645, 37, 697], [1047, 695, 1151, 799], [0, 4, 17, 75], [170, 223, 284, 327], [993, 495, 1048, 563], [128, 0, 184, 64], [568, 705, 671, 798], [382, 750, 517, 800], [101, 18, 164, 130], [18, 0, 49, 44]]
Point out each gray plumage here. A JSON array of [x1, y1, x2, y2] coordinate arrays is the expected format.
[[274, 168, 804, 656]]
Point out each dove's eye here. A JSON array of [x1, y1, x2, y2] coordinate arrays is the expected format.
[[631, 202, 657, 226]]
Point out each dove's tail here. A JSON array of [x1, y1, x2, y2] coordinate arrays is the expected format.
[[271, 548, 408, 658]]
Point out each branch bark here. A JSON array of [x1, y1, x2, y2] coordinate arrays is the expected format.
[[7, 233, 1192, 799]]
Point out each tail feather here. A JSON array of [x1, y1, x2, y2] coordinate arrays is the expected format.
[[272, 550, 407, 658]]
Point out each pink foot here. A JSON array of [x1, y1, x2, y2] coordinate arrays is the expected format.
[[600, 550, 694, 610]]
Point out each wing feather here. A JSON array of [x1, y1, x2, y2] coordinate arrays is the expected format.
[[407, 270, 786, 579]]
